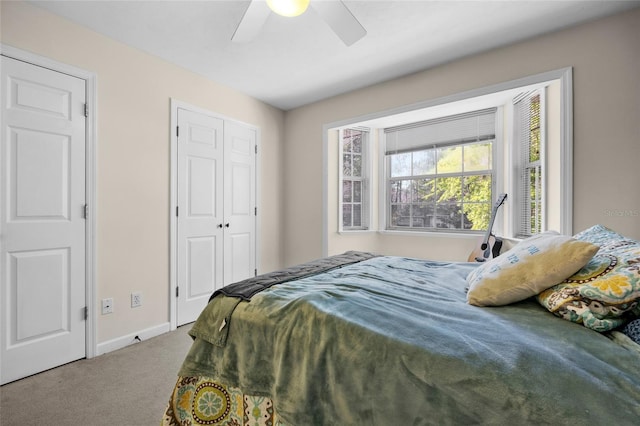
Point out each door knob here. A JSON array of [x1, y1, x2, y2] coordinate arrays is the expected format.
[[225, 223, 230, 228], [217, 224, 223, 228]]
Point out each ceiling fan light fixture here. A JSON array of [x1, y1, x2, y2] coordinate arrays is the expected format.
[[266, 0, 310, 17]]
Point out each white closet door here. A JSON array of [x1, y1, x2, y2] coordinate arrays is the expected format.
[[176, 108, 224, 326], [223, 121, 257, 285], [1, 56, 86, 384]]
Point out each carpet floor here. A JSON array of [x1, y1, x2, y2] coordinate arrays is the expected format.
[[0, 324, 193, 426]]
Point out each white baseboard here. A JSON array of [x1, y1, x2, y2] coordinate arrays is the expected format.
[[95, 322, 171, 356]]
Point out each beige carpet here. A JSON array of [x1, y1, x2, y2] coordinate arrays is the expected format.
[[0, 324, 193, 426]]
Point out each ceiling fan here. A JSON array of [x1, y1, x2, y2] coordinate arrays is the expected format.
[[232, 0, 367, 46]]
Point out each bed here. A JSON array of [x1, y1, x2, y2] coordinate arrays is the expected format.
[[162, 225, 640, 425]]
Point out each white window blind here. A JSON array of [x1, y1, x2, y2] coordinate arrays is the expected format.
[[340, 128, 369, 230], [384, 108, 497, 154], [513, 91, 544, 238]]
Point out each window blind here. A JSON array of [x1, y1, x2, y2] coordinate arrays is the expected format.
[[384, 108, 497, 154], [340, 128, 370, 230], [513, 91, 543, 238]]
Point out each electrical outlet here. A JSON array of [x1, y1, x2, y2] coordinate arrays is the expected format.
[[102, 298, 114, 315], [131, 292, 142, 308]]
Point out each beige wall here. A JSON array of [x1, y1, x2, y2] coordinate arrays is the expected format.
[[283, 8, 640, 266], [1, 1, 285, 343]]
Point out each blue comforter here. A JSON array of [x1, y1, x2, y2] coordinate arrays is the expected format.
[[182, 256, 640, 425]]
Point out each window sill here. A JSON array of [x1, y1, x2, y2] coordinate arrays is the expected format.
[[338, 229, 521, 243], [338, 229, 376, 235], [377, 229, 480, 240]]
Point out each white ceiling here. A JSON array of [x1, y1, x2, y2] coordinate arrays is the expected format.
[[30, 0, 640, 110]]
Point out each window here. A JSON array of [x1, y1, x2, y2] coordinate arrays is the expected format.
[[326, 68, 572, 252], [340, 128, 369, 230], [384, 109, 496, 231], [513, 90, 544, 237]]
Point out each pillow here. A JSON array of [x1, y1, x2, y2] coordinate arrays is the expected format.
[[537, 225, 640, 331], [573, 224, 639, 251], [466, 231, 598, 307], [622, 318, 640, 345]]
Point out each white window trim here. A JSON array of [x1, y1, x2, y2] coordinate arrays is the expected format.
[[511, 89, 547, 238], [322, 67, 572, 257], [338, 128, 371, 232]]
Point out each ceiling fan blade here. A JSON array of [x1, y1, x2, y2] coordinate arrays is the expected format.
[[311, 0, 367, 46], [232, 0, 272, 43]]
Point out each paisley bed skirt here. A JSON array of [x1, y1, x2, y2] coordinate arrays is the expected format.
[[162, 376, 285, 426]]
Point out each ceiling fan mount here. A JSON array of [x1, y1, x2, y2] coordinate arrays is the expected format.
[[232, 0, 367, 46]]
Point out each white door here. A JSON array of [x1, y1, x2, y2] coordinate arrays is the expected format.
[[175, 107, 257, 326], [0, 56, 87, 384], [176, 108, 224, 325], [224, 121, 256, 284]]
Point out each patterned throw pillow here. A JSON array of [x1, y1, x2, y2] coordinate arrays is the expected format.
[[622, 318, 640, 345], [466, 231, 598, 307], [537, 225, 640, 331]]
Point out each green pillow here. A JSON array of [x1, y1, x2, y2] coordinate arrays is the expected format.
[[537, 225, 640, 331]]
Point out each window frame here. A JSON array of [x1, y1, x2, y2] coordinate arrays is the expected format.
[[384, 139, 497, 232], [381, 108, 501, 234], [322, 68, 572, 257], [512, 89, 546, 238], [338, 128, 370, 231]]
